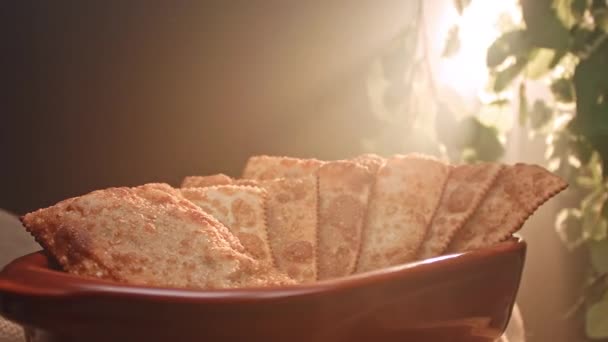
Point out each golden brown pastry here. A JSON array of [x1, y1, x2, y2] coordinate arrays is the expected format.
[[242, 155, 324, 180], [417, 163, 503, 259], [316, 161, 374, 280], [261, 176, 318, 283], [181, 174, 234, 188], [21, 183, 293, 289], [180, 185, 275, 268], [446, 164, 568, 252], [19, 153, 569, 290], [351, 153, 385, 174], [356, 154, 450, 272]]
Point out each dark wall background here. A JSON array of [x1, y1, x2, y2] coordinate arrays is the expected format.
[[1, 1, 415, 214]]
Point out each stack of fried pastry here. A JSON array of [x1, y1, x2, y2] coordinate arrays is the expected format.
[[20, 153, 567, 289]]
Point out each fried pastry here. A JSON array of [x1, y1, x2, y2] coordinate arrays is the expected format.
[[181, 174, 260, 188], [19, 152, 568, 290], [352, 153, 385, 174], [21, 183, 293, 289], [242, 155, 324, 180], [317, 161, 374, 280], [261, 176, 318, 282], [356, 154, 450, 272], [180, 185, 275, 267], [417, 163, 504, 259], [181, 174, 234, 188], [446, 163, 568, 252]]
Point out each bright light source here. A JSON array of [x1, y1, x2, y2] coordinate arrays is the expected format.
[[437, 0, 522, 97]]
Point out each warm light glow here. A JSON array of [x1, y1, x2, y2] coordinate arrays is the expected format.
[[437, 0, 522, 97]]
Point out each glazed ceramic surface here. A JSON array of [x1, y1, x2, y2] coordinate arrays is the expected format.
[[0, 238, 526, 342]]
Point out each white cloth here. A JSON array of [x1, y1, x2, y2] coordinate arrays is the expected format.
[[0, 210, 37, 342], [0, 210, 39, 269], [0, 318, 24, 342]]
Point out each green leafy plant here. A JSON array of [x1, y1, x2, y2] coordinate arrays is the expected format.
[[481, 0, 608, 338], [367, 0, 608, 338], [364, 1, 505, 163]]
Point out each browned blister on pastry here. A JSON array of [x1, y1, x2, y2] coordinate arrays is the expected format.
[[446, 163, 568, 252], [356, 154, 450, 273], [317, 161, 374, 280], [125, 183, 246, 254], [262, 176, 318, 283], [352, 153, 385, 174], [417, 163, 504, 259], [242, 155, 324, 180], [181, 174, 234, 188], [180, 185, 275, 268], [21, 183, 294, 289]]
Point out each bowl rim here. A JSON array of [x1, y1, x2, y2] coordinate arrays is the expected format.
[[0, 236, 526, 302]]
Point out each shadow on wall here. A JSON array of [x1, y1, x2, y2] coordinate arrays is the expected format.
[[1, 1, 417, 214]]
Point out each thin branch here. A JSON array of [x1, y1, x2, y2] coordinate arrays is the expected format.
[[562, 272, 608, 319], [579, 31, 608, 60], [418, 0, 440, 101]]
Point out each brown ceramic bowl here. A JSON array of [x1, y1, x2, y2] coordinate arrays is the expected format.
[[0, 237, 526, 342]]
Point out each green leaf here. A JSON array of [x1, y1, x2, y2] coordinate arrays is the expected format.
[[475, 119, 505, 161], [475, 125, 505, 162], [521, 0, 572, 49], [556, 208, 585, 248], [589, 239, 608, 274], [554, 0, 584, 28], [575, 136, 595, 165], [601, 195, 608, 218], [550, 131, 574, 160], [570, 37, 608, 138], [592, 2, 608, 32], [570, 48, 608, 171], [571, 27, 595, 55], [591, 218, 608, 241], [580, 187, 608, 240], [477, 102, 514, 132], [525, 48, 557, 79], [549, 49, 568, 69], [453, 0, 472, 15], [486, 30, 531, 68], [577, 175, 600, 188], [442, 26, 461, 58], [555, 155, 581, 183], [586, 291, 608, 339], [581, 185, 605, 213], [493, 59, 527, 92], [547, 131, 598, 183], [551, 77, 575, 102], [461, 147, 478, 163], [530, 100, 554, 129], [519, 82, 529, 126], [588, 152, 604, 184], [456, 117, 505, 162], [571, 0, 589, 20]]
